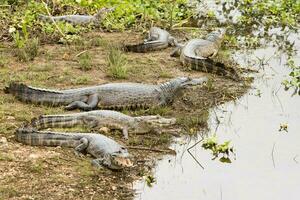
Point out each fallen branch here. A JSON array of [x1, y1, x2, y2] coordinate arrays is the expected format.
[[75, 50, 88, 58], [127, 146, 176, 155], [293, 155, 298, 164], [271, 143, 276, 168], [42, 1, 66, 38], [187, 138, 205, 169]]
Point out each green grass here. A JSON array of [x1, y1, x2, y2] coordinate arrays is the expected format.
[[78, 52, 92, 71], [29, 161, 44, 174], [0, 54, 7, 68], [177, 111, 209, 134], [28, 64, 52, 72], [0, 187, 20, 199], [0, 153, 15, 162], [13, 38, 39, 62], [72, 75, 91, 85], [89, 38, 107, 47], [106, 45, 128, 79]]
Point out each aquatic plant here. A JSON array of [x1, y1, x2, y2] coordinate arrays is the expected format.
[[202, 135, 235, 163]]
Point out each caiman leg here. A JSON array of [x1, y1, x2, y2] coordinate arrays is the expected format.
[[91, 158, 105, 168], [65, 94, 99, 111], [74, 137, 89, 157], [81, 116, 129, 139], [170, 40, 184, 57], [91, 154, 111, 169], [209, 50, 219, 58], [144, 33, 159, 42], [170, 47, 181, 57]]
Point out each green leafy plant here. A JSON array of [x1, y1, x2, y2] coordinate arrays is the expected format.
[[144, 175, 156, 187], [1, 0, 191, 41], [279, 123, 288, 133], [202, 135, 235, 163], [12, 24, 39, 62], [282, 58, 300, 95]]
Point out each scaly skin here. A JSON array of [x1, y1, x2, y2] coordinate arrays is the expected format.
[[171, 29, 241, 81], [39, 7, 115, 25], [15, 128, 132, 170], [4, 77, 207, 111], [124, 27, 176, 52], [30, 110, 176, 139]]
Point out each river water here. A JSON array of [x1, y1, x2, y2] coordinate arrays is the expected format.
[[134, 22, 300, 200]]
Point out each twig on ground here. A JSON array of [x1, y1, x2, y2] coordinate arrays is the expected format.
[[271, 142, 276, 168], [127, 146, 176, 155], [187, 138, 205, 169], [42, 1, 66, 38], [75, 50, 88, 58], [293, 155, 298, 164]]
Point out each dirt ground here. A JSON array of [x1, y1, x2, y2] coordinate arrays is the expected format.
[[0, 30, 251, 200]]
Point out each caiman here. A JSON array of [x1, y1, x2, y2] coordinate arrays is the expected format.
[[38, 7, 115, 25], [124, 27, 176, 52], [171, 28, 241, 81], [15, 128, 133, 170], [29, 110, 176, 139], [4, 77, 207, 111]]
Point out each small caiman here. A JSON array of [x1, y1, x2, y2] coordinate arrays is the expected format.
[[124, 27, 176, 52], [171, 28, 241, 81], [4, 77, 207, 111], [39, 7, 115, 25], [30, 110, 176, 139], [15, 128, 133, 170]]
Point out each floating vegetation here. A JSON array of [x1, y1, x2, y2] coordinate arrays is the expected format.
[[279, 123, 288, 133], [202, 135, 235, 163], [144, 175, 156, 187]]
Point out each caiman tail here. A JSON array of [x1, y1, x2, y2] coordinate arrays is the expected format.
[[4, 82, 67, 105], [15, 128, 79, 147], [123, 41, 168, 53], [183, 55, 241, 81], [38, 14, 51, 22], [31, 114, 83, 129]]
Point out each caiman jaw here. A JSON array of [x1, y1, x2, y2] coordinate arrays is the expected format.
[[181, 77, 208, 87], [112, 156, 133, 169]]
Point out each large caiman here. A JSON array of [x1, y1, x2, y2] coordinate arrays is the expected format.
[[15, 128, 133, 170], [39, 7, 115, 25], [124, 27, 176, 52], [29, 110, 176, 139], [171, 28, 241, 81], [4, 77, 207, 111]]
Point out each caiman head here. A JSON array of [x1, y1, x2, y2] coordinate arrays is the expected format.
[[131, 115, 177, 134], [205, 28, 227, 44], [159, 77, 208, 104], [94, 7, 115, 19], [105, 146, 133, 170]]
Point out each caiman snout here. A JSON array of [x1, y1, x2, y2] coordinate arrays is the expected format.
[[182, 77, 208, 87], [113, 157, 133, 168]]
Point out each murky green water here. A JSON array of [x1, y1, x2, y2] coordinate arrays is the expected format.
[[134, 24, 300, 200]]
